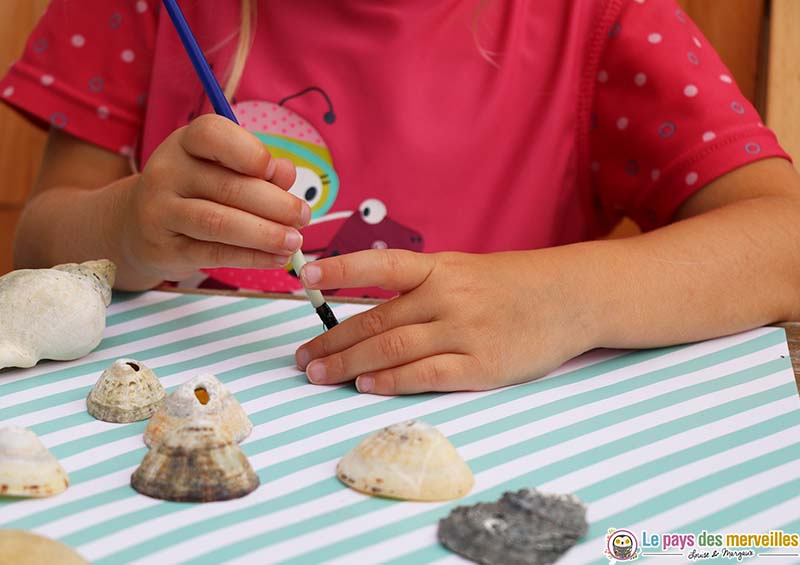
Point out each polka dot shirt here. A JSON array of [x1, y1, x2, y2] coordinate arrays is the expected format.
[[0, 0, 791, 294], [589, 0, 789, 229]]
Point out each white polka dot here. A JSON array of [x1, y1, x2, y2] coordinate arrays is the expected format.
[[634, 0, 646, 4], [591, 161, 600, 172], [648, 33, 663, 44], [702, 131, 716, 142], [121, 49, 135, 63], [685, 172, 699, 185], [720, 74, 733, 84], [136, 0, 148, 13], [597, 70, 609, 83], [616, 117, 629, 130], [651, 169, 661, 181], [683, 84, 698, 97], [97, 106, 109, 119], [70, 34, 85, 48], [2, 86, 13, 97], [634, 72, 647, 86], [693, 36, 702, 48], [119, 145, 133, 157], [40, 74, 54, 86]]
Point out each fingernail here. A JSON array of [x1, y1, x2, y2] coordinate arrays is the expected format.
[[356, 375, 374, 393], [306, 360, 326, 384], [300, 204, 311, 227], [264, 159, 277, 181], [301, 264, 322, 285], [284, 230, 303, 252], [296, 348, 311, 370], [273, 255, 291, 267]]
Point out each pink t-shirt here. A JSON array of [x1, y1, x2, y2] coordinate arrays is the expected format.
[[1, 0, 789, 296]]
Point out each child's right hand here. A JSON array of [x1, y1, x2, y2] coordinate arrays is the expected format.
[[121, 114, 307, 281]]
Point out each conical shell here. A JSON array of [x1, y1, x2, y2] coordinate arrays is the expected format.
[[0, 427, 69, 497], [131, 419, 259, 502], [337, 420, 474, 501], [143, 373, 252, 447], [0, 259, 116, 370], [87, 359, 166, 423], [0, 530, 88, 565]]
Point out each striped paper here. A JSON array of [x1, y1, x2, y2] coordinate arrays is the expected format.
[[1, 290, 799, 564]]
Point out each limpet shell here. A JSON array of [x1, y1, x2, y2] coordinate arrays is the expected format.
[[0, 427, 69, 498], [337, 420, 474, 501], [131, 419, 259, 502], [143, 373, 252, 447], [0, 259, 115, 370], [0, 530, 88, 565], [87, 359, 166, 423], [437, 489, 588, 565]]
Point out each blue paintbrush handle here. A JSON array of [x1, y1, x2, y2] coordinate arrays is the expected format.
[[161, 0, 239, 124]]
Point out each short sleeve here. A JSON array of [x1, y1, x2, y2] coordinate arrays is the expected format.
[[589, 0, 792, 231], [0, 0, 158, 157]]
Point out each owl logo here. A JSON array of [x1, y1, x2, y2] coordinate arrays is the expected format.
[[604, 529, 640, 563]]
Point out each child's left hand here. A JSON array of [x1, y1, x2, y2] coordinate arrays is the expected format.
[[294, 249, 597, 394]]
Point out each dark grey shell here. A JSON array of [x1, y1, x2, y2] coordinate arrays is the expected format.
[[437, 489, 588, 565]]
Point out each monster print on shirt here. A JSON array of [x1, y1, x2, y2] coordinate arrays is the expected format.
[[201, 88, 424, 294]]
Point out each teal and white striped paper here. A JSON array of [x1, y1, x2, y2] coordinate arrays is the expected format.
[[1, 291, 799, 564]]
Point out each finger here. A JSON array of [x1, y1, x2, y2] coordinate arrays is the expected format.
[[354, 354, 484, 395], [178, 237, 291, 270], [296, 296, 431, 369], [167, 199, 303, 256], [304, 322, 449, 385], [182, 161, 310, 228], [270, 157, 297, 190], [181, 114, 279, 180], [300, 250, 435, 292]]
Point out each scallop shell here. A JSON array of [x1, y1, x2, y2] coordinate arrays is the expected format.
[[143, 373, 252, 447], [0, 259, 116, 370], [0, 427, 69, 498], [0, 530, 88, 565], [86, 359, 166, 423], [131, 419, 259, 502], [437, 489, 588, 565], [337, 420, 474, 501]]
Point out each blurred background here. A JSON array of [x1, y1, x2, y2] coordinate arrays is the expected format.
[[0, 0, 797, 276]]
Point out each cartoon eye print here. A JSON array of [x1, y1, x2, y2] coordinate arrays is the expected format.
[[289, 166, 325, 210], [359, 198, 387, 225]]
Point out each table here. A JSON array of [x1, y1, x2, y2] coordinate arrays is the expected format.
[[1, 290, 800, 564], [779, 322, 800, 388]]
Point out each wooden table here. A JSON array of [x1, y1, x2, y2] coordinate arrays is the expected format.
[[780, 322, 800, 390]]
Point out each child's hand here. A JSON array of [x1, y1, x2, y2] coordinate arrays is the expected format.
[[294, 250, 598, 394], [121, 115, 308, 281]]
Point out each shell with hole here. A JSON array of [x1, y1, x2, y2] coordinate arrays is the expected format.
[[0, 530, 89, 565], [0, 427, 69, 497], [131, 419, 259, 502], [86, 359, 166, 423], [336, 420, 474, 501], [143, 373, 252, 447], [0, 259, 116, 370]]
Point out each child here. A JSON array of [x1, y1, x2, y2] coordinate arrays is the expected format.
[[2, 0, 799, 395]]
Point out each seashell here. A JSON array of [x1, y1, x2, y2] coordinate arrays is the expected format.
[[336, 420, 474, 501], [437, 489, 588, 565], [143, 373, 252, 447], [131, 419, 259, 502], [0, 530, 89, 565], [86, 359, 166, 423], [0, 259, 116, 370], [0, 427, 69, 498]]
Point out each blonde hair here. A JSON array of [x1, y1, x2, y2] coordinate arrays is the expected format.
[[220, 0, 495, 102], [223, 0, 256, 100]]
